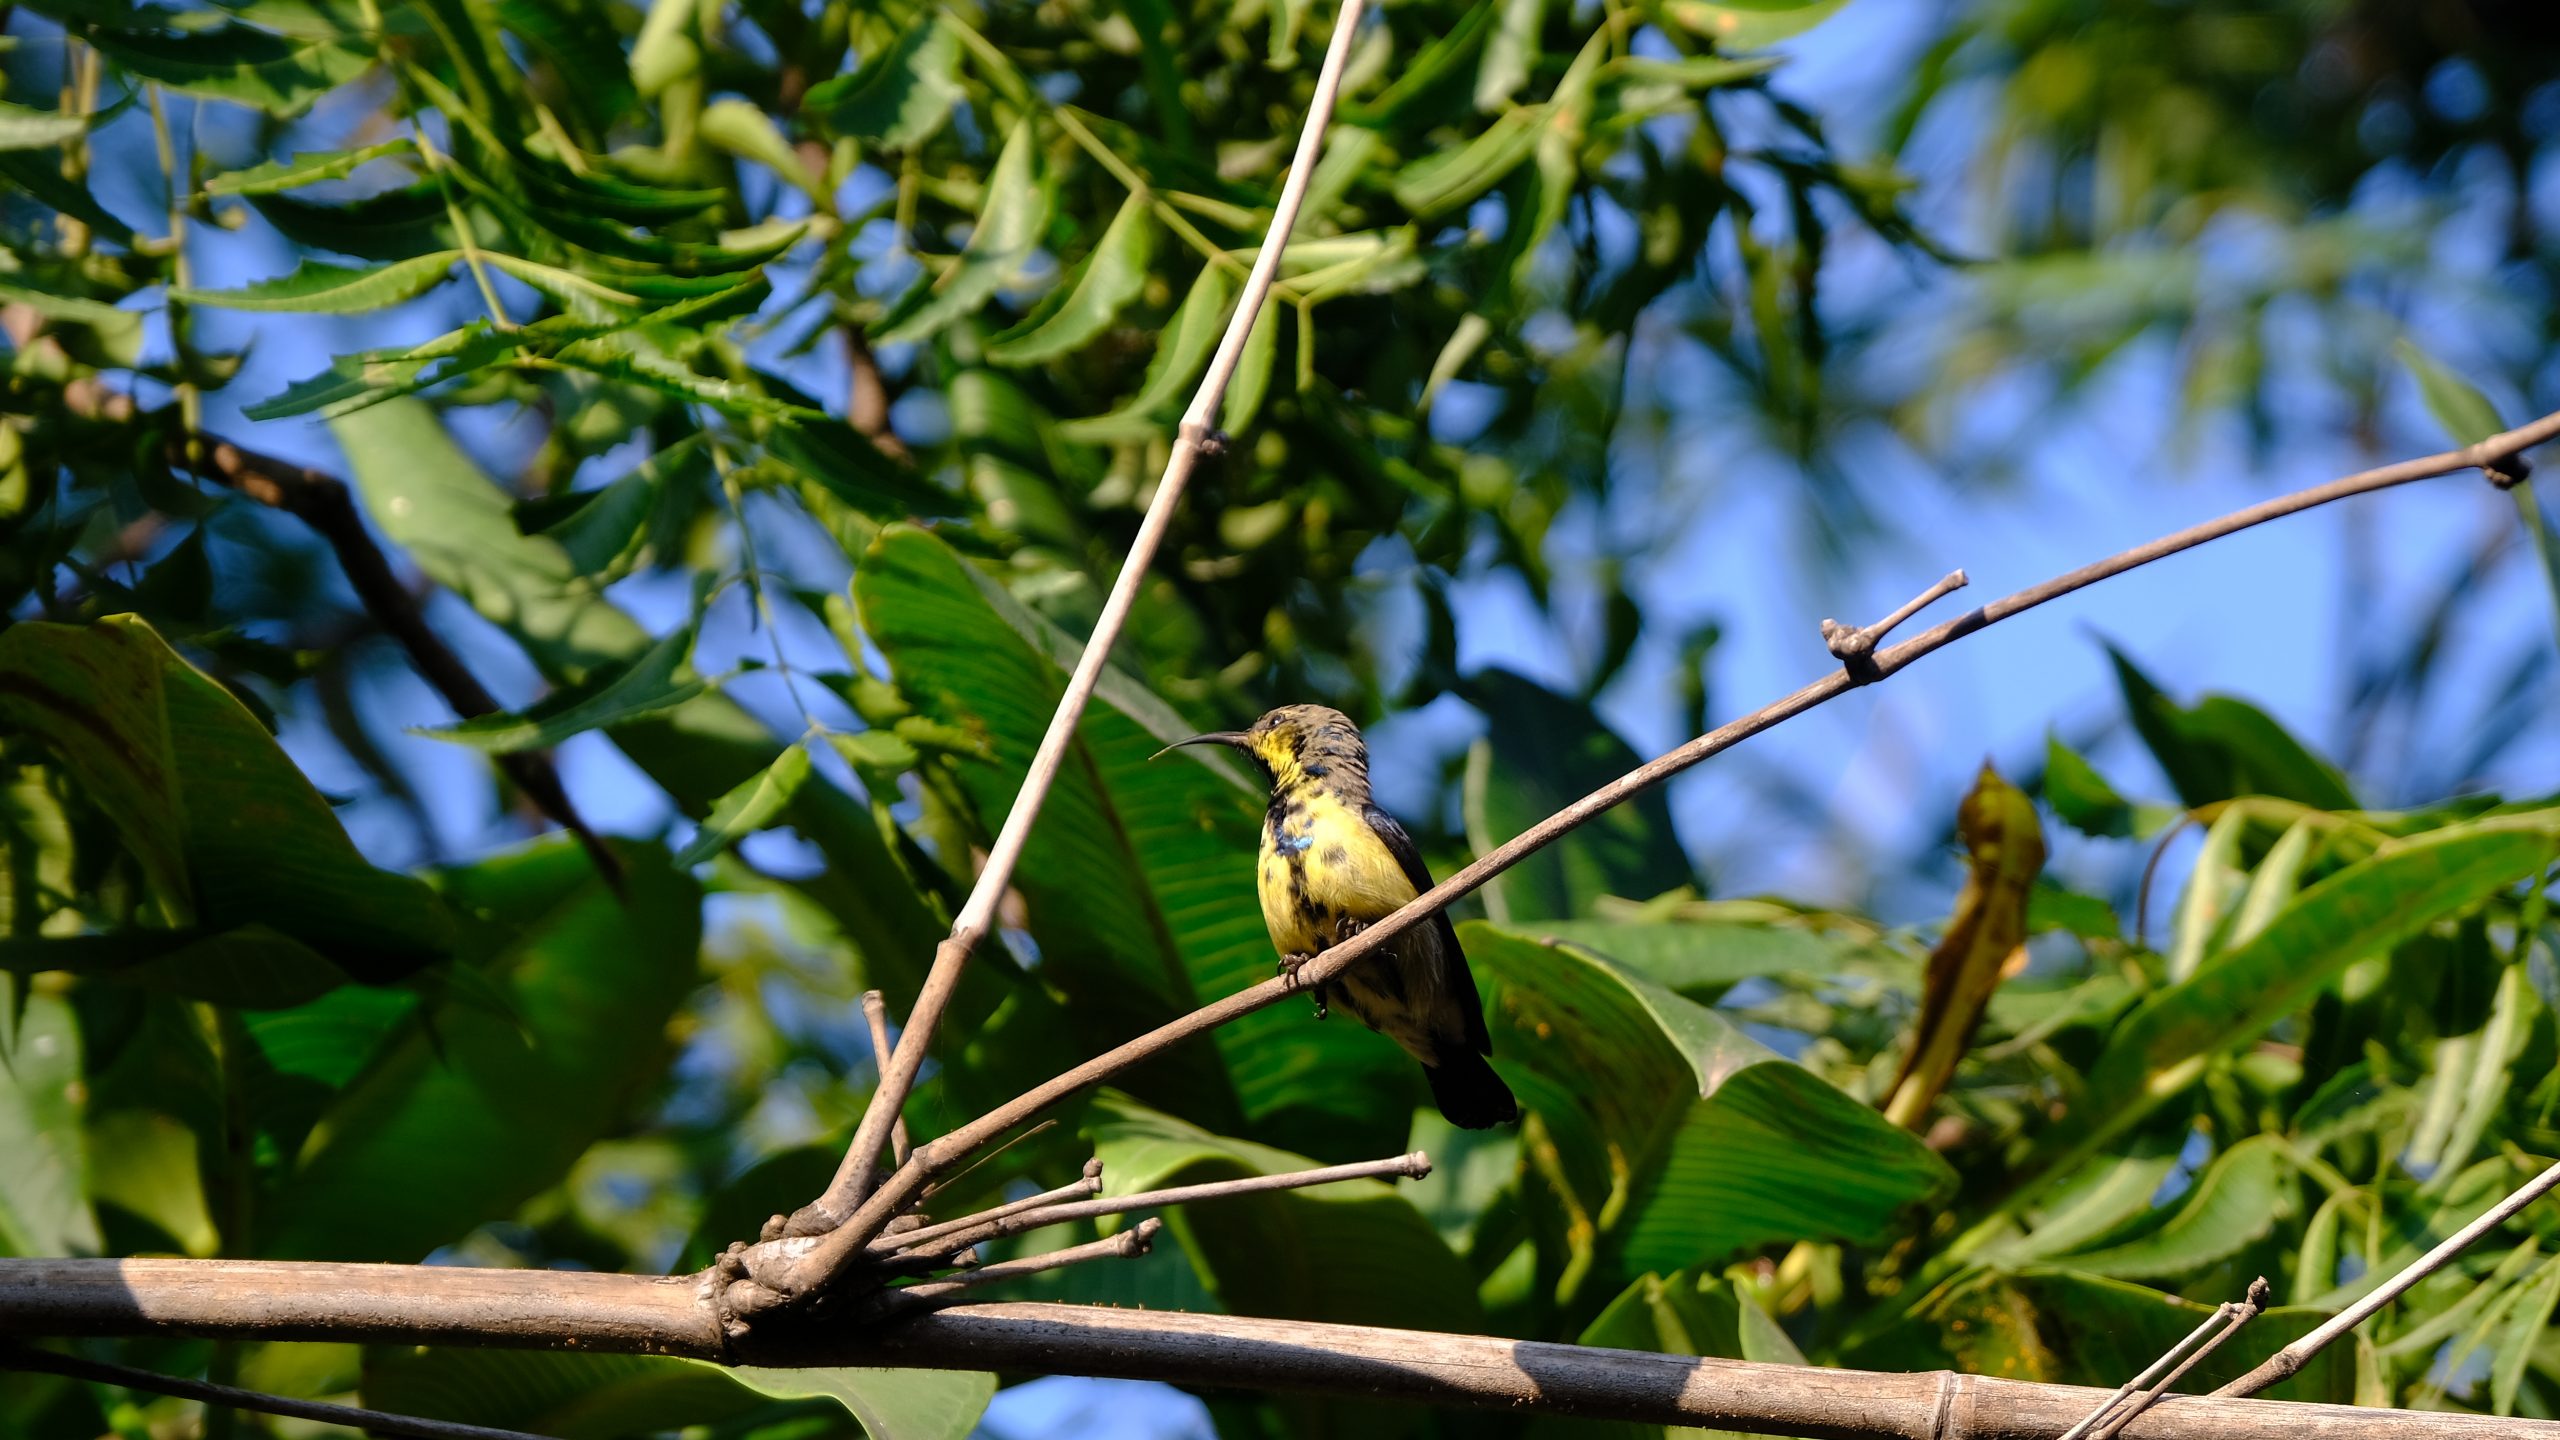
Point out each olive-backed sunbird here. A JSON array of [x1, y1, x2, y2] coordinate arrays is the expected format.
[[1158, 704, 1518, 1129]]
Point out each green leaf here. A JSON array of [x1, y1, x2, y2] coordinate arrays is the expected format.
[[1220, 296, 1280, 434], [1057, 262, 1235, 443], [1460, 670, 1693, 920], [1391, 105, 1545, 217], [2083, 815, 2560, 1145], [1519, 918, 1884, 1003], [805, 12, 965, 149], [986, 194, 1156, 366], [1092, 1094, 1482, 1331], [87, 23, 372, 116], [172, 253, 459, 313], [2043, 734, 2137, 838], [2395, 338, 2506, 446], [0, 990, 101, 1258], [0, 100, 89, 151], [0, 925, 353, 1009], [419, 623, 709, 754], [2048, 1134, 2291, 1279], [1468, 923, 1953, 1298], [0, 618, 455, 972], [261, 838, 699, 1260], [874, 120, 1051, 346], [2492, 1251, 2560, 1415], [673, 746, 813, 867], [0, 277, 145, 368], [1661, 0, 1852, 49], [1543, 1267, 1802, 1438], [1474, 0, 1547, 110], [202, 141, 413, 196], [699, 97, 828, 201], [0, 153, 136, 246], [725, 1367, 995, 1440], [2105, 645, 2355, 810], [1975, 1142, 2183, 1268], [767, 419, 966, 520]]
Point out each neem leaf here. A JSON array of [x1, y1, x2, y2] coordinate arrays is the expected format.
[[875, 120, 1050, 346], [420, 623, 708, 754], [0, 100, 91, 151], [202, 140, 413, 196], [986, 194, 1156, 366], [805, 12, 965, 149], [172, 253, 460, 313], [2396, 338, 2505, 446], [1057, 263, 1236, 443], [672, 746, 813, 867]]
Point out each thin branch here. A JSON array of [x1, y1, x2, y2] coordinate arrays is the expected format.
[[860, 992, 913, 1168], [884, 1218, 1162, 1309], [0, 1341, 553, 1440], [751, 407, 2560, 1306], [2069, 1279, 2268, 1440], [1822, 568, 1968, 679], [7, 351, 622, 890], [887, 1152, 1432, 1262], [8, 1262, 2558, 1439], [876, 1159, 1104, 1256], [785, 0, 1374, 1256], [2216, 1158, 2560, 1398]]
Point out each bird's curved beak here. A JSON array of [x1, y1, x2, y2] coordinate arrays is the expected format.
[[1151, 731, 1250, 761]]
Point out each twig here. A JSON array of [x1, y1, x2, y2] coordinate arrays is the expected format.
[[9, 354, 622, 891], [2066, 1278, 2268, 1440], [0, 1341, 553, 1440], [888, 1152, 1431, 1261], [1821, 569, 1968, 679], [860, 992, 913, 1168], [781, 0, 1374, 1261], [740, 406, 2560, 1310], [874, 1159, 1105, 1256], [11, 1261, 2560, 1438], [883, 1218, 1163, 1310], [2216, 1159, 2560, 1398]]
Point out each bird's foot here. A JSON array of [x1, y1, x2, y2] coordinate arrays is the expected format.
[[1333, 914, 1371, 945], [1276, 952, 1330, 1020]]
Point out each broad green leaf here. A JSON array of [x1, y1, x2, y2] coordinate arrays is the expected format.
[[986, 194, 1156, 366], [84, 1108, 216, 1257], [726, 1367, 995, 1440], [202, 141, 412, 196], [261, 837, 700, 1260], [2043, 734, 2142, 838], [767, 419, 966, 520], [1849, 1269, 2350, 1402], [0, 925, 351, 1009], [673, 745, 813, 866], [805, 13, 965, 149], [0, 991, 100, 1258], [1468, 923, 1953, 1299], [875, 121, 1050, 346], [1474, 0, 1546, 110], [172, 253, 459, 313], [2049, 1134, 2291, 1279], [332, 400, 949, 1008], [1524, 918, 1889, 1002], [1976, 1142, 2183, 1268], [1460, 670, 1693, 921], [1091, 1095, 1481, 1331], [0, 100, 89, 151], [2106, 646, 2354, 810], [2083, 816, 2560, 1144], [0, 618, 455, 971], [1056, 264, 1235, 444], [1539, 1268, 1801, 1439], [88, 23, 372, 115], [420, 623, 709, 754]]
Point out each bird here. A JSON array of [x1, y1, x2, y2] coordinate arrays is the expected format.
[[1156, 704, 1518, 1129]]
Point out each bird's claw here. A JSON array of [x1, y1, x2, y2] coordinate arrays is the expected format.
[[1277, 952, 1329, 1020], [1333, 915, 1370, 945]]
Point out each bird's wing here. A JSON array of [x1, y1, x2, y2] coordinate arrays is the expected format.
[[1363, 803, 1494, 1055]]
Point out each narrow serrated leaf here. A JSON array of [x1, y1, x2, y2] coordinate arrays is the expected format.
[[203, 141, 412, 196], [674, 747, 813, 866], [1058, 264, 1234, 443], [987, 195, 1155, 366], [174, 253, 459, 313], [874, 121, 1050, 346], [805, 13, 964, 149]]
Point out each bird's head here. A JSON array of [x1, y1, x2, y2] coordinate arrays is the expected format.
[[1154, 704, 1368, 792]]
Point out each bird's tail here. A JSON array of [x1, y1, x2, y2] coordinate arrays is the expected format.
[[1425, 1050, 1519, 1130]]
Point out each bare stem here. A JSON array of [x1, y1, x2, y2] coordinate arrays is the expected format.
[[749, 408, 2560, 1307], [860, 992, 912, 1168], [889, 1153, 1431, 1262], [877, 1159, 1105, 1256], [2069, 1278, 2268, 1440], [1821, 568, 1968, 674], [2216, 1159, 2560, 1398], [791, 0, 1374, 1253], [0, 1342, 550, 1440], [885, 1219, 1163, 1309]]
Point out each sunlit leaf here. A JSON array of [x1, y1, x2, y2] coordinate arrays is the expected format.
[[986, 194, 1156, 367], [202, 141, 413, 196], [672, 746, 813, 866], [805, 12, 965, 149], [1057, 263, 1235, 443], [419, 623, 709, 754], [172, 254, 459, 313]]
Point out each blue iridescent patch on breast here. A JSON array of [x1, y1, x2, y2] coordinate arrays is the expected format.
[[1275, 830, 1315, 854]]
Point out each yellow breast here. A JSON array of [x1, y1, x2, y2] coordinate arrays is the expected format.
[[1256, 786, 1417, 956]]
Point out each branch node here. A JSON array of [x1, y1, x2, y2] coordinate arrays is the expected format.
[[2064, 1276, 2268, 1440], [1822, 569, 1969, 682], [2484, 449, 2532, 489]]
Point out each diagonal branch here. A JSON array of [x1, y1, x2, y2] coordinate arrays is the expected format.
[[786, 0, 1376, 1250], [742, 408, 2560, 1306]]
